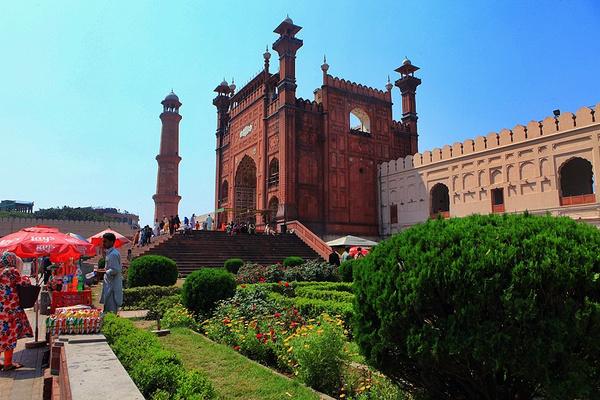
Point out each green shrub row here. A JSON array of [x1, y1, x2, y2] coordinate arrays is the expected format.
[[269, 292, 354, 327], [122, 285, 181, 310], [102, 314, 215, 399], [294, 287, 355, 303], [291, 281, 354, 293], [283, 256, 304, 267]]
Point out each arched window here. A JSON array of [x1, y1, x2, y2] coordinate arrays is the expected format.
[[349, 108, 371, 134], [430, 183, 450, 218], [221, 180, 229, 204], [559, 157, 595, 206], [268, 158, 279, 187]]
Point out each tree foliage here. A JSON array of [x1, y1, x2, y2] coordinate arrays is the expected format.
[[354, 214, 600, 400]]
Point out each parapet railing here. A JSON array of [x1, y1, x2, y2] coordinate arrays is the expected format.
[[285, 220, 332, 260]]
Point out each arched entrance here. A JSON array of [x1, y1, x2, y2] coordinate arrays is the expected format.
[[559, 157, 595, 205], [430, 183, 450, 218], [235, 155, 257, 222]]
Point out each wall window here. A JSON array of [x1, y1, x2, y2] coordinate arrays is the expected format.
[[390, 204, 398, 224], [491, 188, 505, 213], [268, 158, 279, 187], [559, 157, 595, 206], [349, 108, 371, 134]]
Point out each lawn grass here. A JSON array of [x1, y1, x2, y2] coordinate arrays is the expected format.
[[160, 328, 319, 400]]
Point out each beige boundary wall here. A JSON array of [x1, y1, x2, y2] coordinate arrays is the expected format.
[[0, 217, 137, 238], [378, 103, 600, 236]]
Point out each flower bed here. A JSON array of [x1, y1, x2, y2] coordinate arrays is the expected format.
[[198, 283, 404, 398]]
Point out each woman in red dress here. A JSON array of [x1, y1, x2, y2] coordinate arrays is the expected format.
[[0, 251, 33, 371]]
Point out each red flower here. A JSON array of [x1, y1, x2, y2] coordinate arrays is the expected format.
[[233, 345, 240, 351], [290, 322, 298, 328], [222, 318, 231, 324], [259, 277, 266, 283], [256, 333, 263, 339], [284, 282, 290, 287], [240, 284, 247, 288]]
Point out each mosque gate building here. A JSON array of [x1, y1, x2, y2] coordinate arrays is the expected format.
[[213, 17, 419, 239]]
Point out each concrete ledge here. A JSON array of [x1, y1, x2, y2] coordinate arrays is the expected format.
[[61, 334, 143, 400]]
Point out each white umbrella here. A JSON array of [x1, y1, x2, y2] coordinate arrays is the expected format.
[[326, 235, 378, 248]]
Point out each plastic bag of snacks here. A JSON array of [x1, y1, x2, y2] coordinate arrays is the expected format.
[[46, 308, 104, 335]]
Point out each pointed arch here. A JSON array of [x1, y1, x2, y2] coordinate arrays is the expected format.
[[349, 108, 371, 133], [234, 155, 257, 222], [430, 183, 450, 218], [558, 157, 595, 205]]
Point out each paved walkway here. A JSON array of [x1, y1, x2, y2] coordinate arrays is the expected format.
[[0, 309, 47, 400]]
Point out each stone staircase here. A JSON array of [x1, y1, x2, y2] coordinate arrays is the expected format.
[[137, 230, 321, 276], [87, 234, 171, 267]]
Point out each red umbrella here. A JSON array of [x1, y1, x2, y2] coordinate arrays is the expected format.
[[349, 246, 370, 258], [0, 226, 95, 262], [88, 228, 130, 248]]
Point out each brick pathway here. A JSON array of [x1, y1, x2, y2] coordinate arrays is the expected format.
[[0, 309, 47, 400]]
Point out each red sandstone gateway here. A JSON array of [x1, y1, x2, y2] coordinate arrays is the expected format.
[[0, 225, 94, 261]]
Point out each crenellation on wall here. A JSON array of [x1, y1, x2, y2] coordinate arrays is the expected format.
[[324, 74, 389, 102], [380, 103, 600, 179], [379, 102, 600, 236]]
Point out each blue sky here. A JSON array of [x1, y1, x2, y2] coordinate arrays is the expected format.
[[1, 0, 599, 226]]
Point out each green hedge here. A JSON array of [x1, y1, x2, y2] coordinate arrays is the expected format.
[[224, 258, 244, 274], [269, 292, 354, 327], [128, 255, 178, 288], [294, 287, 355, 303], [102, 314, 215, 399], [122, 285, 181, 310]]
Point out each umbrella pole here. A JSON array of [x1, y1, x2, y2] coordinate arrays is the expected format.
[[26, 257, 46, 349]]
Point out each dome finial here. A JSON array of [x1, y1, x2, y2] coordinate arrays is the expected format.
[[385, 75, 393, 92], [284, 14, 293, 24], [402, 56, 411, 66], [321, 54, 329, 73], [264, 45, 271, 61], [229, 78, 236, 93]]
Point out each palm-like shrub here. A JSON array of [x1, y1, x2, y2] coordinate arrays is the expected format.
[[354, 214, 600, 399]]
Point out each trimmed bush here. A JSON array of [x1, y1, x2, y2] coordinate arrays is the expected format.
[[162, 303, 199, 330], [295, 287, 355, 303], [354, 214, 600, 399], [270, 292, 354, 328], [127, 255, 178, 288], [339, 259, 360, 282], [182, 269, 236, 317], [102, 314, 215, 399], [224, 258, 244, 274], [236, 263, 285, 284], [122, 285, 181, 310], [283, 256, 304, 267]]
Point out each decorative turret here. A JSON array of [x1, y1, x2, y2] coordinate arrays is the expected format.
[[385, 75, 393, 92], [394, 57, 422, 135], [321, 55, 329, 74], [272, 15, 303, 105]]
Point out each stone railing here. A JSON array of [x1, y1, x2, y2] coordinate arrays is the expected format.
[[286, 220, 332, 260], [49, 334, 143, 400]]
